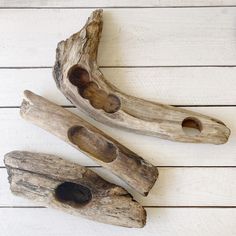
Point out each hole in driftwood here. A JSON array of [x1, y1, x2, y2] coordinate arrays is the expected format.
[[182, 117, 202, 136], [68, 66, 121, 113], [68, 126, 117, 163], [55, 182, 92, 206]]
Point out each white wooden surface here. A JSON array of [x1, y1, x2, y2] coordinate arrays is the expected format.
[[2, 8, 236, 67], [0, 1, 235, 236], [1, 67, 236, 106], [1, 0, 236, 7]]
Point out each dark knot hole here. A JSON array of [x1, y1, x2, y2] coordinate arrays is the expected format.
[[55, 182, 92, 206]]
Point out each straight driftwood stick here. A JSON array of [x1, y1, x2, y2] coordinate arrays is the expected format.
[[53, 9, 230, 144], [4, 151, 146, 228], [20, 90, 158, 196]]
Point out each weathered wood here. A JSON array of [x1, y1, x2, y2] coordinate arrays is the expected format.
[[20, 90, 158, 196], [53, 9, 230, 144], [4, 151, 146, 228]]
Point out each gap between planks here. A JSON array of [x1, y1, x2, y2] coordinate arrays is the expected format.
[[1, 166, 236, 168], [2, 65, 236, 69], [1, 0, 236, 8], [0, 105, 236, 108], [1, 6, 236, 9], [0, 206, 235, 208]]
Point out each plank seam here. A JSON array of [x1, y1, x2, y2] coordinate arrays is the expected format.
[[0, 105, 235, 109], [1, 6, 236, 9], [2, 65, 236, 69], [1, 166, 236, 169], [0, 206, 235, 208]]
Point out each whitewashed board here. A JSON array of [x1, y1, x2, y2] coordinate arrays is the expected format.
[[0, 208, 236, 236], [1, 0, 236, 7], [1, 8, 236, 67], [0, 67, 236, 106], [0, 208, 235, 236]]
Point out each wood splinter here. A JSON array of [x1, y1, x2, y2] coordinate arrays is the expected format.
[[4, 151, 146, 228], [53, 9, 230, 144], [20, 90, 158, 196]]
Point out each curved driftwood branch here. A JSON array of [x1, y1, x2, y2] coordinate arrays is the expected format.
[[20, 90, 158, 196], [53, 9, 230, 144], [4, 151, 146, 228]]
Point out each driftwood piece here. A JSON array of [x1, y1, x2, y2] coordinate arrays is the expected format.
[[20, 90, 158, 196], [4, 151, 146, 228], [53, 9, 230, 145]]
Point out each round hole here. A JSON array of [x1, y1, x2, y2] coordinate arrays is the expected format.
[[104, 94, 121, 113], [68, 66, 90, 87], [182, 117, 202, 136]]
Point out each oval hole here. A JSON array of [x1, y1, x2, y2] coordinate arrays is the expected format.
[[182, 117, 202, 136], [68, 126, 117, 163], [55, 182, 92, 206]]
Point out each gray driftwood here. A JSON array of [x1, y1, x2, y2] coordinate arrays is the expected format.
[[4, 151, 146, 228], [20, 90, 158, 196], [53, 9, 230, 145]]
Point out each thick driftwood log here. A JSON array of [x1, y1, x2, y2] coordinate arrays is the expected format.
[[4, 151, 146, 228], [20, 90, 158, 196], [53, 9, 230, 145]]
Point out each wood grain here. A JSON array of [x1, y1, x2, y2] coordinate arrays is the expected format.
[[1, 8, 236, 67]]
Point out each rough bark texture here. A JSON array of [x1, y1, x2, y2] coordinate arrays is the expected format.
[[20, 90, 158, 196], [4, 151, 146, 228], [53, 9, 230, 144]]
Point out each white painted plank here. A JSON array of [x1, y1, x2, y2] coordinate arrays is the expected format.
[[1, 8, 236, 67], [1, 167, 236, 206], [1, 0, 236, 7], [0, 208, 235, 236], [0, 107, 235, 167], [1, 67, 236, 106]]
